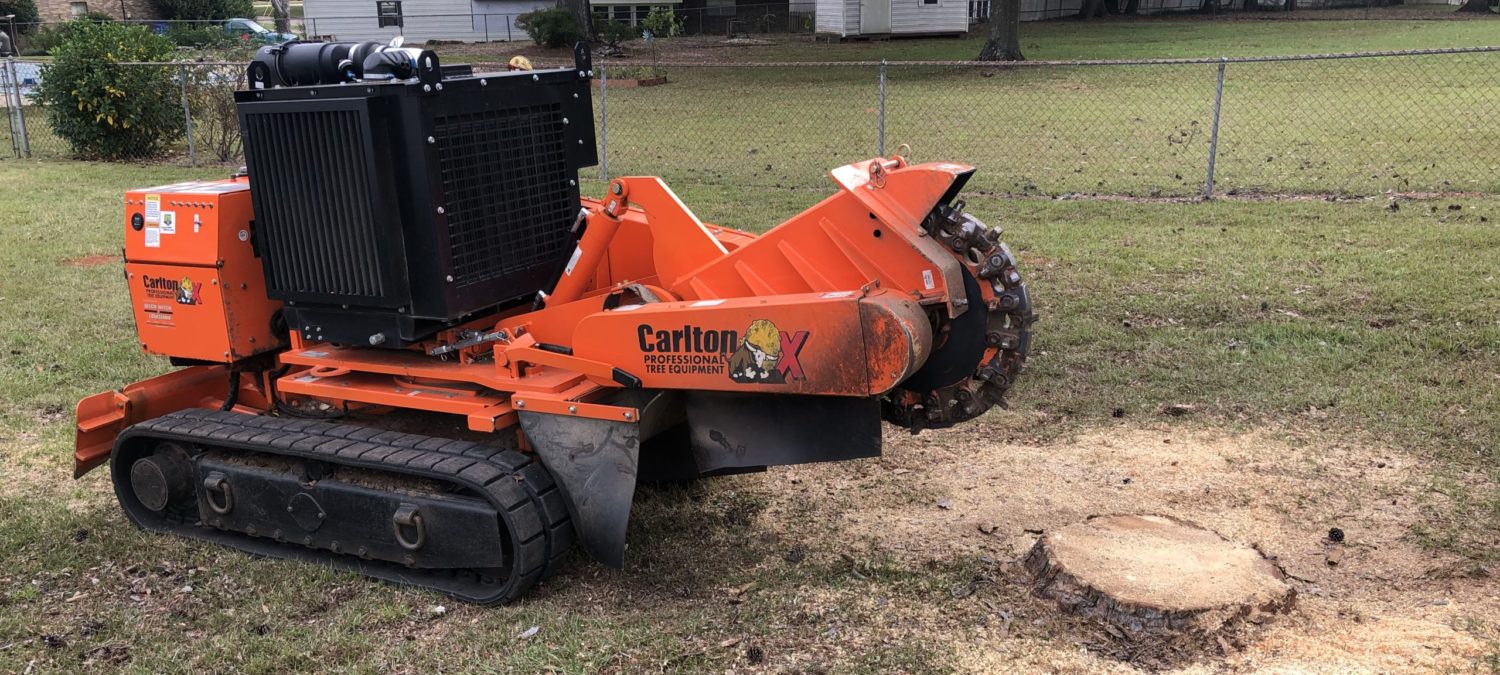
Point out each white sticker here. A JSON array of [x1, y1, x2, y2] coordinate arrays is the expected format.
[[563, 246, 583, 276], [690, 299, 725, 307], [921, 269, 935, 290], [192, 214, 202, 233], [821, 291, 855, 299], [159, 211, 176, 235], [302, 350, 329, 358], [144, 227, 161, 248], [613, 304, 644, 312], [144, 195, 161, 224]]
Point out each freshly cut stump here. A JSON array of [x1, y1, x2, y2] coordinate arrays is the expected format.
[[1024, 514, 1294, 637]]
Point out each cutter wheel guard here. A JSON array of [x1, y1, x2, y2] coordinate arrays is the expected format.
[[71, 43, 1035, 604]]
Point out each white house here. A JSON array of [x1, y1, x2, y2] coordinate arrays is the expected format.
[[302, 0, 551, 42], [816, 0, 968, 38]]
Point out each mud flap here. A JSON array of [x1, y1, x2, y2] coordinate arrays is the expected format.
[[685, 393, 881, 473], [516, 414, 640, 569]]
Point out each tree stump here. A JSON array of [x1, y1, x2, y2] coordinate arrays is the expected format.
[[1024, 514, 1294, 638]]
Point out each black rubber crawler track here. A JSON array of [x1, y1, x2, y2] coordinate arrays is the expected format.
[[112, 408, 573, 604]]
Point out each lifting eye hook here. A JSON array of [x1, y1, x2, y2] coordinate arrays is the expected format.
[[392, 503, 427, 551], [203, 472, 234, 515]]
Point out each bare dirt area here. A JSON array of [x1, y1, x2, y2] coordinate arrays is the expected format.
[[763, 420, 1499, 672]]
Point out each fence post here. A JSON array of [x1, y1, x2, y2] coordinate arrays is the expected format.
[[877, 59, 886, 157], [507, 16, 512, 42], [2, 58, 18, 158], [1202, 58, 1226, 199], [599, 65, 608, 181], [178, 64, 196, 167], [8, 58, 30, 158], [484, 14, 490, 42]]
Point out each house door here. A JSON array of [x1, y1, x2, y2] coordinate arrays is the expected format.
[[861, 0, 891, 33]]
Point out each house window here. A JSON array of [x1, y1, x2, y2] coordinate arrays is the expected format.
[[923, 0, 938, 5], [706, 0, 734, 16], [69, 2, 88, 16], [377, 1, 403, 27]]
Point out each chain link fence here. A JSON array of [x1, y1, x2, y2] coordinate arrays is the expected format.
[[5, 47, 1498, 216]]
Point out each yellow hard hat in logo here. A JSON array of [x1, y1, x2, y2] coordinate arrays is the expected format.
[[508, 56, 534, 71]]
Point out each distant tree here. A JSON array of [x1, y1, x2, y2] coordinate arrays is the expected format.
[[557, 0, 593, 39], [977, 0, 1022, 61], [270, 0, 290, 32], [0, 0, 39, 34]]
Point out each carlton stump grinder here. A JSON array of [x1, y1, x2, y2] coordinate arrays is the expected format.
[[71, 43, 1035, 603]]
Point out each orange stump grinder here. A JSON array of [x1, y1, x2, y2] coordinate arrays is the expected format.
[[72, 43, 1035, 603]]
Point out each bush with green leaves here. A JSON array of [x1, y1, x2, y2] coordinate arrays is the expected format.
[[0, 0, 39, 33], [593, 17, 636, 49], [149, 0, 253, 21], [164, 22, 237, 48], [34, 21, 183, 161], [515, 7, 580, 48], [640, 6, 682, 38]]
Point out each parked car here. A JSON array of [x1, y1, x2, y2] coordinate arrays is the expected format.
[[224, 18, 297, 45]]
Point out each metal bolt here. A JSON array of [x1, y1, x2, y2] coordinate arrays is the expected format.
[[435, 83, 443, 91], [569, 179, 577, 186], [427, 136, 435, 144], [623, 412, 633, 420], [514, 400, 525, 408], [480, 79, 488, 86], [368, 333, 386, 345], [533, 74, 540, 81], [611, 183, 623, 195], [573, 92, 579, 98], [286, 505, 293, 512], [562, 117, 569, 125], [436, 206, 445, 214], [578, 139, 584, 145], [568, 405, 578, 414], [445, 275, 454, 282], [422, 84, 432, 92]]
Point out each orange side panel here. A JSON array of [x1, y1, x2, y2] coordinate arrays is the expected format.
[[570, 290, 930, 396], [123, 179, 283, 362]]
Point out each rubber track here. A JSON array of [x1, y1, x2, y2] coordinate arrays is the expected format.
[[117, 408, 574, 604]]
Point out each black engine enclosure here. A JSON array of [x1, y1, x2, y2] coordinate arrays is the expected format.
[[235, 46, 598, 348]]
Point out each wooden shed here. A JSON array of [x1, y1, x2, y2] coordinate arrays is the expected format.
[[815, 0, 968, 38]]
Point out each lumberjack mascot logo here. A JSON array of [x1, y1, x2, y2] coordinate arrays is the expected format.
[[175, 275, 202, 305], [728, 319, 809, 384]]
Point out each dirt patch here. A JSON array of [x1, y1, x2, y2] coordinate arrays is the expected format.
[[61, 254, 117, 267], [763, 423, 1499, 671]]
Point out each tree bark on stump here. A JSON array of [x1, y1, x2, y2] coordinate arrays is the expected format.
[[1455, 0, 1492, 13], [1024, 514, 1295, 638]]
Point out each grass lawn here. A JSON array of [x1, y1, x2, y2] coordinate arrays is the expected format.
[[0, 160, 1497, 671]]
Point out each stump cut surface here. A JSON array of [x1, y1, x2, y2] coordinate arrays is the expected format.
[[1025, 514, 1293, 635]]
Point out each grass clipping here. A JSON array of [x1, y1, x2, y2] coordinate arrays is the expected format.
[[1024, 514, 1295, 639]]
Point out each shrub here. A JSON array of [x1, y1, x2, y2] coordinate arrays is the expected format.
[[640, 6, 682, 38], [593, 17, 636, 49], [0, 0, 39, 34], [164, 22, 236, 48], [149, 0, 253, 21], [34, 21, 183, 160], [184, 66, 243, 162], [515, 7, 581, 48]]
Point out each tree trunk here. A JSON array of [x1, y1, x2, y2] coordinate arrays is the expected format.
[[1455, 0, 1491, 13], [976, 0, 1023, 61], [1123, 0, 1141, 14], [1077, 0, 1105, 19], [1102, 0, 1121, 14], [271, 0, 291, 33], [558, 0, 595, 39]]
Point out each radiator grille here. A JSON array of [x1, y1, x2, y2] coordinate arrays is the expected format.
[[243, 109, 385, 299], [434, 104, 573, 287]]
